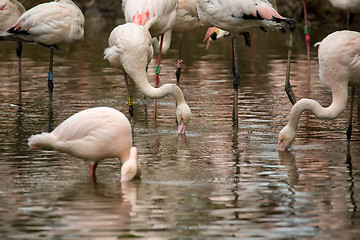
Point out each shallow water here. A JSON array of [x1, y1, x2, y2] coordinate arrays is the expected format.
[[1, 10, 360, 240]]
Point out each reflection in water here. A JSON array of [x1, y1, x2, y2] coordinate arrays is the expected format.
[[0, 5, 360, 240]]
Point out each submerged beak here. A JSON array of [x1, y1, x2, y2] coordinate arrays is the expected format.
[[177, 120, 186, 135], [277, 140, 286, 151]]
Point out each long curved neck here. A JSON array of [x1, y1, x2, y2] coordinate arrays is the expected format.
[[128, 69, 186, 105], [287, 86, 348, 131]]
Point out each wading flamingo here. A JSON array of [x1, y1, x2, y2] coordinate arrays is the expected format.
[[0, 0, 25, 93], [278, 30, 360, 151], [104, 23, 191, 135], [7, 0, 84, 106], [123, 0, 178, 117], [28, 107, 141, 182], [197, 0, 296, 127]]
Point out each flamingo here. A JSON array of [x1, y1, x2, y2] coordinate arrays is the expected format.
[[197, 0, 296, 127], [0, 0, 25, 95], [328, 0, 360, 27], [123, 0, 178, 116], [278, 30, 360, 151], [7, 0, 84, 106], [104, 23, 191, 135], [28, 107, 141, 182]]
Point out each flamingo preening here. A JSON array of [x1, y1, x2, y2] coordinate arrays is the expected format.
[[278, 30, 360, 151], [104, 23, 191, 135], [197, 0, 297, 127], [28, 107, 141, 182]]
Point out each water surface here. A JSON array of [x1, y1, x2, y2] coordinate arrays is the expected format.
[[0, 11, 360, 240]]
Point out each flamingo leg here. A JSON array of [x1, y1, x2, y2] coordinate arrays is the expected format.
[[346, 87, 356, 140], [89, 162, 98, 177], [48, 47, 54, 105], [284, 20, 297, 105], [303, 0, 310, 65], [154, 33, 164, 118], [124, 73, 134, 119], [232, 36, 239, 129], [175, 33, 183, 86], [16, 41, 22, 106]]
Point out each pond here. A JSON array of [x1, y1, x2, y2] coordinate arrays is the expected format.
[[0, 8, 359, 240]]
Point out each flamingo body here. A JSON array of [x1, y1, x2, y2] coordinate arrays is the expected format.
[[197, 0, 288, 34], [329, 0, 360, 13], [123, 0, 178, 38], [104, 23, 191, 134], [8, 0, 84, 46], [278, 30, 360, 151], [0, 0, 25, 31], [28, 107, 141, 182], [173, 0, 200, 33]]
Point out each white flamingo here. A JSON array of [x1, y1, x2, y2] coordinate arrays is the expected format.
[[28, 107, 141, 182], [278, 30, 360, 151], [197, 0, 297, 127], [7, 0, 84, 104], [104, 23, 191, 135], [0, 0, 25, 90], [123, 0, 178, 117], [123, 0, 178, 85]]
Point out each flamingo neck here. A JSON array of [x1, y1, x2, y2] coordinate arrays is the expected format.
[[130, 70, 186, 106], [286, 86, 349, 132]]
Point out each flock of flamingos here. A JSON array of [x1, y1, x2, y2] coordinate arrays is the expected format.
[[0, 0, 359, 182]]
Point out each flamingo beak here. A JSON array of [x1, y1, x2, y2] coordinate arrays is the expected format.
[[277, 140, 286, 151], [177, 120, 186, 135], [29, 146, 36, 150], [203, 27, 218, 49]]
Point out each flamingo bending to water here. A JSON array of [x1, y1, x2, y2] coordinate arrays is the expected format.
[[197, 0, 296, 127], [278, 30, 360, 151], [123, 0, 178, 117], [104, 23, 191, 135], [7, 0, 84, 105], [28, 107, 141, 182]]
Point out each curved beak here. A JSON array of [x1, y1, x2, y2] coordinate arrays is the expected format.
[[203, 27, 218, 49], [177, 120, 186, 135]]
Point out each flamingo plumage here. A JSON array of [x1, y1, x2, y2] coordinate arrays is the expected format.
[[28, 107, 141, 182]]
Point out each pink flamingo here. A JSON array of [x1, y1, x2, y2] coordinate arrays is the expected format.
[[278, 30, 360, 151], [28, 107, 141, 182], [197, 0, 296, 127], [7, 0, 84, 105], [104, 23, 191, 135]]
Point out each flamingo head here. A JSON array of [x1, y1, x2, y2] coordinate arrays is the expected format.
[[121, 147, 141, 182], [176, 103, 192, 135], [203, 27, 230, 49], [277, 125, 296, 151]]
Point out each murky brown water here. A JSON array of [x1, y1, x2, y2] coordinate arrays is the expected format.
[[1, 6, 360, 240]]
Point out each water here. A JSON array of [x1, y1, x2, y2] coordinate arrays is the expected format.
[[1, 10, 360, 240]]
